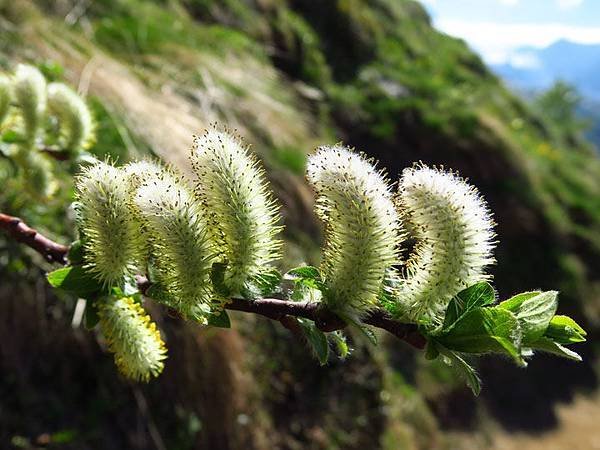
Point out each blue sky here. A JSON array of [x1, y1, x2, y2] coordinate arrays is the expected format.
[[421, 0, 600, 64]]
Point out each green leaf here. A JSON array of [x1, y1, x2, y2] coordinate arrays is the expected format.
[[84, 299, 100, 329], [47, 266, 104, 298], [529, 337, 582, 361], [207, 310, 231, 328], [438, 306, 524, 365], [251, 268, 282, 296], [67, 240, 84, 265], [436, 343, 481, 396], [328, 331, 351, 359], [285, 266, 321, 281], [298, 318, 330, 365], [499, 291, 541, 311], [1, 130, 25, 143], [443, 282, 496, 331], [425, 340, 440, 360], [210, 262, 231, 297], [500, 291, 558, 345], [544, 315, 587, 344]]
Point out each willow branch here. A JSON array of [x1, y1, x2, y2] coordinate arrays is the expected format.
[[1, 212, 425, 349], [0, 213, 68, 264]]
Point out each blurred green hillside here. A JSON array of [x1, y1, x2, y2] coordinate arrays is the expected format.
[[1, 0, 600, 448]]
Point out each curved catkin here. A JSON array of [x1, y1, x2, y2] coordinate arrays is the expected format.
[[97, 296, 167, 382], [397, 165, 496, 326], [134, 174, 215, 321], [47, 82, 94, 154], [306, 145, 403, 317], [20, 150, 57, 199], [75, 161, 138, 287], [12, 64, 46, 144], [190, 128, 282, 294], [0, 74, 11, 126]]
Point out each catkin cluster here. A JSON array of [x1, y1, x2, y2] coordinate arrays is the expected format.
[[75, 128, 283, 380], [305, 148, 495, 326], [76, 127, 496, 379], [0, 64, 95, 198]]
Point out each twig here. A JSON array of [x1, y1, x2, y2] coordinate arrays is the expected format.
[[1, 212, 426, 349], [0, 213, 68, 264]]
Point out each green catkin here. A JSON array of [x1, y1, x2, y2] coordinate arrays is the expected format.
[[306, 145, 403, 318], [47, 82, 95, 154], [134, 172, 215, 321], [396, 164, 496, 326], [97, 296, 167, 382], [190, 128, 282, 295], [12, 64, 46, 145], [75, 161, 138, 287]]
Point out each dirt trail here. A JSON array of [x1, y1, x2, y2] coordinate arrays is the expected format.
[[492, 394, 600, 450]]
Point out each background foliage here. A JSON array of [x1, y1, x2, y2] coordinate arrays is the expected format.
[[1, 0, 599, 449]]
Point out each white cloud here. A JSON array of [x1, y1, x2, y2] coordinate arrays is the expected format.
[[434, 19, 600, 64], [498, 0, 520, 5], [556, 0, 583, 10]]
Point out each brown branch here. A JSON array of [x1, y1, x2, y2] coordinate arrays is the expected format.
[[2, 213, 426, 349], [0, 213, 68, 264]]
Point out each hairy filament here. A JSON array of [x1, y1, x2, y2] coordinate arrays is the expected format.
[[75, 161, 138, 287], [12, 64, 46, 144], [97, 296, 167, 382], [306, 145, 403, 317], [190, 128, 282, 294], [134, 173, 215, 320], [397, 165, 496, 325], [47, 82, 95, 154]]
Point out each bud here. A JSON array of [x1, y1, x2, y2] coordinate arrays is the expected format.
[[75, 161, 138, 286], [97, 296, 167, 382], [396, 165, 496, 325], [47, 82, 95, 154], [12, 64, 46, 144], [307, 145, 403, 317], [190, 128, 282, 294], [134, 173, 215, 320]]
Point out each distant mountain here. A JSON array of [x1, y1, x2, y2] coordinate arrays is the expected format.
[[493, 39, 600, 100]]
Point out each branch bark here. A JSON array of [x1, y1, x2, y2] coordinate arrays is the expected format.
[[1, 212, 426, 349]]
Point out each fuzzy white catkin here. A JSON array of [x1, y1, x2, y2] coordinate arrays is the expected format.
[[12, 64, 46, 144], [47, 82, 94, 154], [307, 145, 403, 317], [134, 173, 215, 320], [190, 128, 282, 294], [75, 161, 138, 287], [397, 165, 496, 325], [97, 296, 167, 382]]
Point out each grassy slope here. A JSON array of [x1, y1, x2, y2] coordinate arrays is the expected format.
[[1, 0, 600, 448]]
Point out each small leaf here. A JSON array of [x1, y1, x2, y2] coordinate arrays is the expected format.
[[500, 291, 558, 345], [436, 343, 481, 396], [207, 310, 231, 328], [438, 306, 524, 365], [67, 240, 84, 265], [2, 130, 25, 143], [47, 266, 104, 298], [251, 268, 282, 296], [425, 340, 440, 360], [210, 262, 231, 297], [529, 337, 582, 361], [544, 315, 587, 344], [328, 331, 351, 359], [443, 282, 496, 331], [298, 318, 330, 365], [499, 291, 541, 311], [284, 266, 321, 281]]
